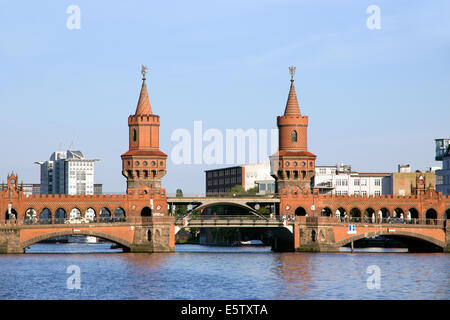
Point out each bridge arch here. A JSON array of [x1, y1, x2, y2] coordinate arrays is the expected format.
[[320, 207, 332, 217], [445, 208, 450, 220], [364, 207, 375, 218], [408, 208, 419, 220], [350, 207, 362, 218], [55, 208, 66, 224], [141, 206, 152, 217], [5, 208, 18, 220], [188, 202, 263, 218], [22, 230, 133, 251], [425, 208, 438, 224], [335, 230, 445, 251], [39, 208, 52, 224], [295, 206, 307, 216]]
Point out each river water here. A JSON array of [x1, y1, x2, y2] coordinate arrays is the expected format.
[[0, 243, 448, 300]]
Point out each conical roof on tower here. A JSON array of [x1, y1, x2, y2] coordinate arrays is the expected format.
[[284, 66, 301, 116], [135, 77, 152, 115]]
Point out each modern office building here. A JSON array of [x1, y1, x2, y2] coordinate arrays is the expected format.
[[436, 145, 450, 196], [35, 150, 99, 195], [205, 163, 274, 194]]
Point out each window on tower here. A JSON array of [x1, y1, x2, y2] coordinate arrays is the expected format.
[[133, 129, 137, 142], [291, 130, 297, 142]]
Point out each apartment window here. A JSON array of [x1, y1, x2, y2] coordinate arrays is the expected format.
[[336, 191, 341, 195], [319, 168, 326, 175], [354, 191, 360, 195], [375, 179, 381, 186], [361, 179, 367, 186], [375, 191, 381, 196], [336, 180, 341, 186], [342, 179, 348, 186], [362, 191, 367, 196], [342, 191, 348, 195], [354, 179, 360, 186]]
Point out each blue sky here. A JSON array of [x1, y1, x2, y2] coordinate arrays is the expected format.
[[0, 1, 449, 194]]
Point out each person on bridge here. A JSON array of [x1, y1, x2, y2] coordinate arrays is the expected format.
[[378, 210, 383, 223], [407, 211, 412, 224], [400, 213, 404, 223], [335, 210, 341, 222], [371, 212, 375, 224]]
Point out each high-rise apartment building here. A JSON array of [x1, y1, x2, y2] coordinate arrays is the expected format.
[[35, 150, 99, 195]]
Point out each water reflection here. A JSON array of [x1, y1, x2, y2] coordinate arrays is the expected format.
[[1, 243, 449, 299]]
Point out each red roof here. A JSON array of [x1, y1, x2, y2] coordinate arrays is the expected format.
[[121, 150, 167, 157], [273, 150, 316, 158], [284, 81, 301, 116], [135, 79, 152, 115]]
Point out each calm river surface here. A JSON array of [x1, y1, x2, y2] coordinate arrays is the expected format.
[[0, 243, 448, 300]]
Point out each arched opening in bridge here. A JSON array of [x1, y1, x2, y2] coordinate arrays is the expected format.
[[25, 234, 129, 253], [408, 208, 419, 223], [84, 208, 96, 222], [147, 230, 152, 241], [69, 208, 82, 220], [4, 208, 18, 220], [335, 207, 346, 219], [380, 208, 390, 218], [350, 208, 361, 219], [201, 204, 260, 217], [99, 208, 112, 222], [295, 206, 307, 216], [426, 209, 437, 225], [364, 208, 375, 221], [55, 208, 66, 224], [445, 208, 450, 220], [393, 208, 404, 218], [141, 206, 152, 217], [320, 207, 332, 217], [114, 208, 126, 221], [39, 208, 52, 224], [25, 208, 37, 224], [342, 234, 443, 253]]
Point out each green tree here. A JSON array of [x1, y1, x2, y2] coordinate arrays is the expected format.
[[174, 188, 187, 217]]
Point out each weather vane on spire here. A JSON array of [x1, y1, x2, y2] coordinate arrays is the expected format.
[[289, 66, 296, 81], [141, 65, 148, 80]]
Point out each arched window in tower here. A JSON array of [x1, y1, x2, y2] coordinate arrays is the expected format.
[[291, 130, 297, 142], [133, 129, 137, 142]]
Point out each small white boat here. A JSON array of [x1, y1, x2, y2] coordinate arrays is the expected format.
[[86, 236, 97, 243]]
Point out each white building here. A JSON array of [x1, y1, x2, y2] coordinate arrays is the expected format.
[[35, 150, 99, 195], [314, 162, 391, 196], [242, 163, 274, 191], [436, 146, 450, 196]]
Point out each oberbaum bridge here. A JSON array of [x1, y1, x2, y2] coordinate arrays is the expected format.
[[1, 67, 449, 254]]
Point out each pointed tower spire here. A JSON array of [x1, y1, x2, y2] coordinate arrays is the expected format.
[[135, 65, 152, 115], [284, 66, 301, 116]]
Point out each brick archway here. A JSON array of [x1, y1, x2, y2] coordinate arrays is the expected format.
[[21, 229, 133, 251], [334, 230, 445, 250]]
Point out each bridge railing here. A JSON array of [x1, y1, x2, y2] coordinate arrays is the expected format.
[[167, 192, 279, 198], [314, 216, 447, 226], [182, 215, 280, 221]]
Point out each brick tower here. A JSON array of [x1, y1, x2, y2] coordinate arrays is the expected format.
[[121, 66, 167, 193], [270, 66, 316, 193]]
